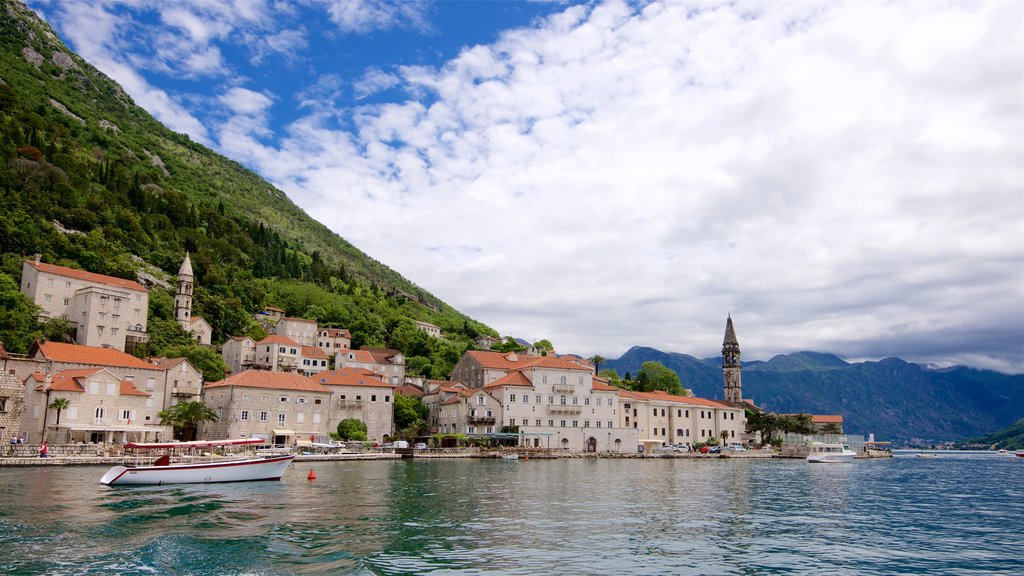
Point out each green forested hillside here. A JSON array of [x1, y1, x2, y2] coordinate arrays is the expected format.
[[956, 418, 1024, 451], [0, 0, 494, 378]]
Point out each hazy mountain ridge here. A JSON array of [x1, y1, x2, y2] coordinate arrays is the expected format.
[[604, 347, 1023, 442]]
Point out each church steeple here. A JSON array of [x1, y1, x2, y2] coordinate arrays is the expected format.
[[175, 252, 194, 326], [722, 314, 742, 403]]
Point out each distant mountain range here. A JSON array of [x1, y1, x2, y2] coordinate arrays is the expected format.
[[604, 347, 1024, 442]]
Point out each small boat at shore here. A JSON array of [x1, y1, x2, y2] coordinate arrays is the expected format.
[[806, 442, 856, 463], [502, 453, 519, 461], [100, 438, 295, 486]]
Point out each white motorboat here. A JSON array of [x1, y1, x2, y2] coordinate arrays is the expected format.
[[502, 453, 519, 461], [100, 438, 295, 486], [805, 442, 856, 463]]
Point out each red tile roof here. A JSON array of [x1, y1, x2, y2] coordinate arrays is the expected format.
[[257, 335, 301, 347], [26, 259, 147, 292], [484, 370, 533, 389], [31, 369, 96, 392], [119, 380, 151, 396], [465, 350, 592, 372], [205, 370, 331, 393], [301, 346, 328, 359], [314, 368, 396, 388], [320, 328, 351, 338], [591, 380, 620, 392], [396, 384, 424, 397], [811, 414, 843, 424], [361, 347, 402, 364], [35, 342, 157, 370], [340, 350, 375, 363], [618, 389, 736, 409]]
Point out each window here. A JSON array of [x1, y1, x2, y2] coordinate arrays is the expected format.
[[572, 420, 578, 427], [0, 397, 7, 412], [523, 395, 528, 403], [548, 395, 554, 404], [548, 420, 554, 427], [314, 399, 322, 405], [95, 406, 105, 419], [486, 410, 492, 417], [259, 411, 268, 422], [468, 426, 476, 434], [584, 420, 590, 427], [661, 409, 666, 417], [560, 395, 566, 405], [371, 395, 377, 402], [385, 396, 390, 402], [596, 421, 602, 428], [44, 294, 52, 303], [572, 396, 578, 405], [279, 347, 286, 353], [280, 396, 289, 403], [510, 394, 516, 403], [262, 395, 269, 402], [535, 395, 541, 403], [63, 298, 70, 306], [476, 396, 485, 405], [243, 394, 251, 401], [584, 398, 590, 405], [560, 420, 566, 427], [608, 421, 613, 428], [240, 411, 250, 421], [653, 408, 658, 416], [278, 413, 286, 425], [510, 418, 516, 426], [47, 278, 53, 286], [608, 398, 613, 406], [560, 376, 567, 385], [685, 409, 689, 418], [535, 419, 541, 427]]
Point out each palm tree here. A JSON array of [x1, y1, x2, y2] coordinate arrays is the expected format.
[[48, 398, 70, 426], [159, 401, 218, 441], [590, 355, 605, 374]]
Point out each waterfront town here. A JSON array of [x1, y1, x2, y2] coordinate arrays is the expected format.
[[1, 254, 861, 459]]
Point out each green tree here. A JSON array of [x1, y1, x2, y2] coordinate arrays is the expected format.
[[42, 316, 73, 342], [158, 400, 218, 441], [48, 397, 70, 426], [590, 354, 606, 373], [820, 422, 842, 435], [0, 273, 42, 353], [637, 361, 684, 395], [394, 393, 429, 440], [336, 418, 368, 441], [161, 344, 229, 382]]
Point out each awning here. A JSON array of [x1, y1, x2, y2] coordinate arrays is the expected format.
[[64, 425, 163, 432], [272, 429, 295, 435]]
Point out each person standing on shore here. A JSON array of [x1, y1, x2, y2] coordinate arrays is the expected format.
[[39, 441, 47, 458]]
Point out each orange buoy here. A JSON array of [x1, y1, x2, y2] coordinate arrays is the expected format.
[[524, 453, 529, 462], [307, 469, 317, 481]]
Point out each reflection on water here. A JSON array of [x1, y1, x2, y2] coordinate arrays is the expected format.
[[0, 454, 1021, 575]]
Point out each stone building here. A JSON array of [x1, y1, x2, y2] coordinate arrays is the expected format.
[[275, 317, 318, 348], [317, 328, 351, 355], [221, 336, 257, 375], [0, 345, 25, 444], [414, 320, 442, 338], [337, 348, 405, 386], [618, 389, 746, 448], [20, 255, 150, 351], [253, 335, 301, 372], [723, 314, 742, 404], [313, 368, 397, 442], [202, 370, 333, 445]]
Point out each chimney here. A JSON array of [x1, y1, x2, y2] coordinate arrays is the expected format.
[[33, 253, 41, 265], [43, 373, 52, 390]]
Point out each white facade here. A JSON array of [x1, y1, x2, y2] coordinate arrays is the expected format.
[[275, 317, 318, 348], [222, 336, 256, 375]]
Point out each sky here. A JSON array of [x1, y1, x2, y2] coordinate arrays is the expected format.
[[27, 0, 1024, 373]]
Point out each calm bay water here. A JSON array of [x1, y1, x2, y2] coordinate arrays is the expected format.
[[1, 453, 1021, 575]]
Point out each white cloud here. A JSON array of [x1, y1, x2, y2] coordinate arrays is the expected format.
[[354, 68, 401, 100], [322, 0, 432, 34], [220, 87, 274, 116], [247, 0, 1021, 370]]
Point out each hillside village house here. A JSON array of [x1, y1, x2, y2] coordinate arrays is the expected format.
[[253, 335, 301, 373], [275, 317, 318, 347], [317, 328, 351, 354], [300, 346, 329, 377], [8, 342, 201, 443], [201, 369, 397, 444], [20, 255, 150, 352], [314, 368, 397, 442], [221, 336, 257, 375], [436, 351, 639, 452], [618, 389, 746, 448], [414, 320, 442, 338], [0, 346, 25, 444], [337, 348, 406, 385], [201, 371, 333, 446]]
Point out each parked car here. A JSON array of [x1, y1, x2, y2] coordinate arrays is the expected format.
[[726, 443, 747, 452], [708, 446, 721, 453], [413, 442, 427, 450]]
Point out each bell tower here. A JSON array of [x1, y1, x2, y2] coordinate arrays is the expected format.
[[175, 252, 194, 327], [722, 314, 742, 403]]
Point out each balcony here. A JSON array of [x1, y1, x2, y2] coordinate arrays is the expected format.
[[468, 416, 496, 425], [547, 404, 583, 414], [92, 418, 109, 426], [551, 383, 575, 393], [337, 399, 364, 409], [172, 385, 200, 397]]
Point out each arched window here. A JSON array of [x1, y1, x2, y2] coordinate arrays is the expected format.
[[95, 406, 105, 420], [560, 376, 566, 385]]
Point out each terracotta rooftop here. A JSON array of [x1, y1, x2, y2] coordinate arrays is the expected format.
[[25, 259, 147, 292], [396, 384, 424, 397], [811, 414, 844, 424], [34, 341, 156, 370], [465, 350, 592, 372], [340, 349, 375, 363], [618, 389, 735, 409], [257, 335, 301, 347], [314, 368, 395, 388], [205, 370, 331, 393], [361, 347, 402, 364], [484, 370, 534, 389], [301, 346, 328, 359]]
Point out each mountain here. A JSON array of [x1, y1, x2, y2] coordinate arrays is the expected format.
[[0, 0, 494, 377], [604, 347, 1024, 442]]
